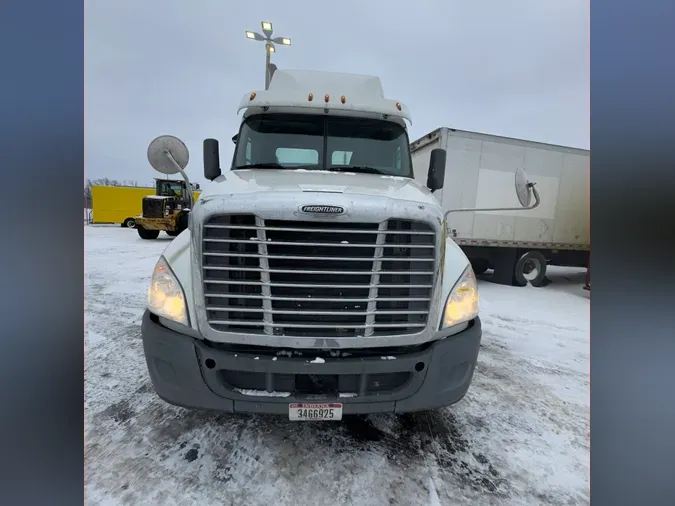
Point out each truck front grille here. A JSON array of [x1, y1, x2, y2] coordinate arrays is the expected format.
[[202, 214, 437, 338]]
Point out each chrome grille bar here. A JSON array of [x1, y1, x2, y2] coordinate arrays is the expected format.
[[205, 224, 434, 236], [364, 222, 387, 337], [254, 216, 274, 335], [205, 280, 434, 288], [204, 266, 434, 276], [206, 321, 427, 329], [206, 307, 430, 315], [204, 293, 431, 302], [204, 238, 434, 249], [204, 252, 432, 262]]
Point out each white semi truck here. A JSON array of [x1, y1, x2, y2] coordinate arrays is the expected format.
[[140, 70, 539, 420], [411, 128, 590, 287]]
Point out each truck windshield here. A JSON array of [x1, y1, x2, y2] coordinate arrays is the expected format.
[[232, 114, 413, 178]]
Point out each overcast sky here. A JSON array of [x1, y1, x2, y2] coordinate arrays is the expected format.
[[85, 0, 589, 187]]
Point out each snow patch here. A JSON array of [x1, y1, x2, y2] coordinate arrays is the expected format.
[[277, 350, 303, 357], [293, 169, 337, 175], [428, 477, 441, 506], [87, 331, 106, 346], [309, 357, 325, 364], [233, 388, 291, 398], [381, 356, 396, 360]]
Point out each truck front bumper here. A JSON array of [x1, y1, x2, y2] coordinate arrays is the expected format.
[[141, 310, 482, 415]]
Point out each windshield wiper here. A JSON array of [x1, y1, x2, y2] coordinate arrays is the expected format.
[[233, 163, 285, 170], [328, 166, 386, 175]]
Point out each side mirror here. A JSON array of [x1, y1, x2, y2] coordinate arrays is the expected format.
[[147, 135, 189, 175], [147, 135, 195, 210], [203, 138, 222, 181], [232, 133, 238, 145], [426, 148, 446, 192], [514, 168, 533, 207]]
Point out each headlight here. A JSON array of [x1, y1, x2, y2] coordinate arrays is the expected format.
[[441, 264, 479, 329], [147, 256, 189, 326]]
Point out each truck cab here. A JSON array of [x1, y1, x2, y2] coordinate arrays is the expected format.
[[140, 70, 535, 419]]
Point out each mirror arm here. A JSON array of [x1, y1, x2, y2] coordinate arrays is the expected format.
[[443, 183, 540, 222], [164, 149, 195, 209], [529, 183, 541, 210]]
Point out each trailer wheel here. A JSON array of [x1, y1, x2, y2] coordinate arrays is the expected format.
[[137, 226, 160, 240], [122, 218, 136, 228], [166, 230, 180, 237], [515, 251, 548, 287]]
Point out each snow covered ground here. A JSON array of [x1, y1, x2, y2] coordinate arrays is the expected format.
[[85, 225, 589, 506]]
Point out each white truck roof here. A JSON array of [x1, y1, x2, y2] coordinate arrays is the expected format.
[[237, 69, 411, 124]]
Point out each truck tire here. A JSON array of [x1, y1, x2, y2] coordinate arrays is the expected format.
[[514, 250, 548, 287], [166, 230, 180, 237], [137, 226, 160, 240], [122, 218, 136, 228]]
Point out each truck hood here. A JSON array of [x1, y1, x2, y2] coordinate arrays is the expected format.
[[200, 169, 438, 207]]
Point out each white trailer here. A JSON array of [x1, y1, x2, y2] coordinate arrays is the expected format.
[[410, 127, 589, 287]]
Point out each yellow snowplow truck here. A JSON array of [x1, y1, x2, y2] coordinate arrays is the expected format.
[[135, 178, 200, 239]]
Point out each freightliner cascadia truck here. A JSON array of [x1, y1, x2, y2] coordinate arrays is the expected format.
[[140, 70, 540, 421]]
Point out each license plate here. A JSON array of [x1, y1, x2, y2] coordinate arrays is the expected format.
[[289, 403, 343, 421]]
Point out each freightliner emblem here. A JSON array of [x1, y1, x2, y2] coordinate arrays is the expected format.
[[301, 205, 345, 214]]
